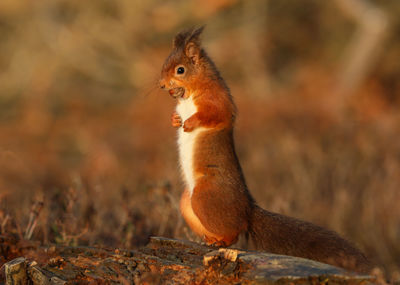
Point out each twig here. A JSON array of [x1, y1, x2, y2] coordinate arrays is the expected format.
[[334, 0, 388, 96], [1, 214, 9, 234], [24, 200, 44, 240]]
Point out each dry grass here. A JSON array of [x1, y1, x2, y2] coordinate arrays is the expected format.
[[0, 0, 399, 282]]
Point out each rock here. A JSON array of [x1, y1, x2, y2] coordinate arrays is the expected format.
[[5, 257, 27, 285], [1, 236, 375, 284]]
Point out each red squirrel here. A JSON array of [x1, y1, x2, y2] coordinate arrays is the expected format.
[[159, 27, 371, 273]]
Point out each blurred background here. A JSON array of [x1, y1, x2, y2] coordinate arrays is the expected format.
[[0, 0, 399, 281]]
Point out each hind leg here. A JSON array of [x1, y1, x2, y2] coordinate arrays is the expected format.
[[180, 189, 235, 246], [190, 177, 246, 247]]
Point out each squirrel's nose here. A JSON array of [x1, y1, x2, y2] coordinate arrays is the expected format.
[[159, 79, 166, 89]]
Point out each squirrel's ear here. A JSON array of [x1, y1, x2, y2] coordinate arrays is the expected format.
[[184, 26, 205, 64], [185, 42, 201, 65]]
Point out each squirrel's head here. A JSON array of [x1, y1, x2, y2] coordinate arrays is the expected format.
[[160, 26, 205, 99]]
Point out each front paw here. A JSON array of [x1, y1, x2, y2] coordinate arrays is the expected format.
[[171, 112, 182, 128], [183, 119, 195, 132]]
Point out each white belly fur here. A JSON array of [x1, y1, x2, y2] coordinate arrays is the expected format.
[[176, 96, 206, 196]]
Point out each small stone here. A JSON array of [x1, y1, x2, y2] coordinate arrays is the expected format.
[[218, 248, 241, 262]]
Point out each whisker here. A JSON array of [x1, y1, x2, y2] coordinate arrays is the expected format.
[[135, 74, 162, 98]]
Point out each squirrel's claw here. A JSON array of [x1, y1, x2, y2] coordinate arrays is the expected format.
[[171, 112, 182, 128]]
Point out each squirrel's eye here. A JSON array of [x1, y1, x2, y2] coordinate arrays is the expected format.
[[176, 66, 185, 75]]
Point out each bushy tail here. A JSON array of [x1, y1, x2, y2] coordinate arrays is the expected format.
[[248, 205, 372, 273]]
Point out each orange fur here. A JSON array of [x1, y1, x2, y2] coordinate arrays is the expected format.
[[180, 189, 236, 246], [161, 27, 372, 273]]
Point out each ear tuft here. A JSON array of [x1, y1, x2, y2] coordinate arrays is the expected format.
[[187, 26, 205, 46], [173, 29, 191, 49], [173, 25, 205, 48]]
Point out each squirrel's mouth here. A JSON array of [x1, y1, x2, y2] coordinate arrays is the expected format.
[[168, 87, 185, 99]]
